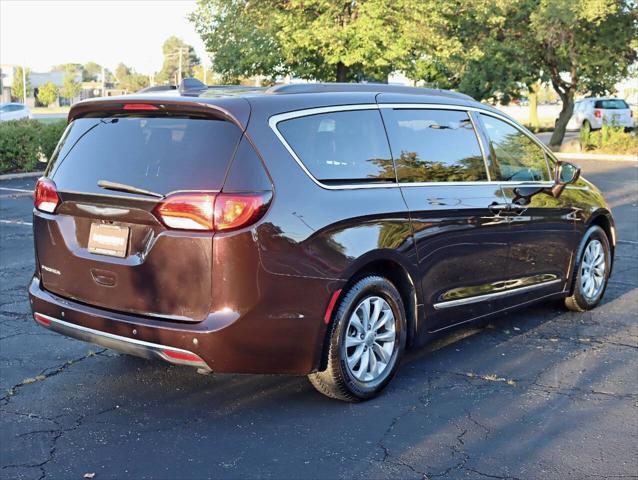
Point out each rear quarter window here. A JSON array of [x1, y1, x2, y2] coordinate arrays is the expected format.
[[594, 99, 629, 109], [276, 109, 394, 184], [48, 117, 243, 195]]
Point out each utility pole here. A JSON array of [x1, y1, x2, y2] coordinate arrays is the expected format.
[[101, 66, 106, 97], [203, 56, 207, 85], [178, 48, 183, 84], [22, 64, 27, 105]]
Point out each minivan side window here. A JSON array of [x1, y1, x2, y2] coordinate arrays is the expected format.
[[480, 114, 550, 182], [277, 109, 394, 184], [383, 108, 487, 183]]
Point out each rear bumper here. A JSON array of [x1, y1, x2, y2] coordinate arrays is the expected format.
[[33, 312, 211, 372], [28, 275, 328, 375]]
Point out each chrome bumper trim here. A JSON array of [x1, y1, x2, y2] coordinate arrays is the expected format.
[[35, 313, 211, 372]]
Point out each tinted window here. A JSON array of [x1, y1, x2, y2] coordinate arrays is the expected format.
[[480, 114, 550, 182], [49, 117, 242, 194], [594, 99, 629, 110], [277, 109, 394, 183], [0, 104, 22, 112], [384, 109, 487, 183]]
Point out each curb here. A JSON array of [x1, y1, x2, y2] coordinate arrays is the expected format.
[[0, 171, 45, 180], [555, 153, 637, 162]]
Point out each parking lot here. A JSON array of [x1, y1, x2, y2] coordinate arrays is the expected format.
[[1, 159, 636, 480]]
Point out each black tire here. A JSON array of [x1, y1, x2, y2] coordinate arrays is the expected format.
[[565, 225, 612, 312], [308, 276, 407, 402], [581, 120, 591, 132]]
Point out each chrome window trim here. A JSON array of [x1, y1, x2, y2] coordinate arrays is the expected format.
[[269, 102, 562, 191], [433, 278, 563, 310], [467, 112, 491, 182]]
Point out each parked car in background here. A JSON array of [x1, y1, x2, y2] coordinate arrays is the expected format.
[[0, 102, 31, 121], [30, 81, 615, 402], [565, 97, 634, 131]]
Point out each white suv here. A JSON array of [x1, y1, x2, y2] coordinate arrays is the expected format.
[[566, 98, 634, 131]]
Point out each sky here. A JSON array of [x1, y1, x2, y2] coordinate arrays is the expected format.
[[0, 0, 208, 74]]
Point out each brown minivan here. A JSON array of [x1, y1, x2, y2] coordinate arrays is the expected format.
[[30, 81, 615, 401]]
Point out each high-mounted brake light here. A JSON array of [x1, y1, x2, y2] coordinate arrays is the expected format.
[[122, 103, 159, 111], [594, 109, 602, 118], [153, 192, 271, 232], [34, 177, 60, 213]]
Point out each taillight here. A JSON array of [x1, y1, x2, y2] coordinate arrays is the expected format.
[[214, 193, 271, 231], [34, 177, 60, 213], [594, 109, 602, 118], [631, 110, 634, 118], [153, 192, 271, 232], [154, 193, 215, 230]]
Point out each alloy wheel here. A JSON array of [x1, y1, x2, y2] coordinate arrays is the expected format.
[[580, 239, 606, 300], [344, 296, 396, 382]]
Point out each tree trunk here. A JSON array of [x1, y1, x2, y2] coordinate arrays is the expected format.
[[336, 62, 348, 82], [529, 82, 540, 132], [549, 89, 574, 149]]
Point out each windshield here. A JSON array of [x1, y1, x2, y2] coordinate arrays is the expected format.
[[48, 116, 243, 195]]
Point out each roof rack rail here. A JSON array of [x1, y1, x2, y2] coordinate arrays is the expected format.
[[137, 85, 177, 93], [265, 82, 474, 100]]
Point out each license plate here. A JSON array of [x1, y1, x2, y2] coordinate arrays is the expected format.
[[87, 223, 130, 258]]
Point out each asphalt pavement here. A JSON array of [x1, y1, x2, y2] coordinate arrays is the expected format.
[[1, 160, 637, 480]]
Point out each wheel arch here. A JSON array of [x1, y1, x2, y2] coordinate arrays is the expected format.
[[587, 210, 615, 255], [318, 251, 420, 371], [568, 211, 615, 296]]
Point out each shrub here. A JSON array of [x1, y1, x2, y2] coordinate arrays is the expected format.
[[582, 124, 638, 155], [0, 119, 67, 173], [37, 82, 59, 107]]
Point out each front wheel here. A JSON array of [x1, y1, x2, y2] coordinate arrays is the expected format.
[[308, 276, 407, 402], [565, 225, 612, 312]]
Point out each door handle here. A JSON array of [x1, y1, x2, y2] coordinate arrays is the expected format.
[[509, 203, 528, 213], [489, 203, 528, 214], [489, 202, 511, 213]]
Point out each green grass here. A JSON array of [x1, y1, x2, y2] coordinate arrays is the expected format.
[[31, 106, 70, 115], [35, 117, 67, 124]]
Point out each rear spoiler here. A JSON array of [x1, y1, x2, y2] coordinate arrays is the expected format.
[[68, 96, 251, 131]]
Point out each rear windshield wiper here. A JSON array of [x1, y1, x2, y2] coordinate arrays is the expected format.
[[97, 180, 164, 199]]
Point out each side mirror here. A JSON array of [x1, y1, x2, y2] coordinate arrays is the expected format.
[[548, 161, 580, 198]]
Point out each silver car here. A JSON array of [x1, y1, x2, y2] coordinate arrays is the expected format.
[[566, 97, 634, 131], [0, 102, 32, 121]]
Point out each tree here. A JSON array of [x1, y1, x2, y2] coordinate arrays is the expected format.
[[156, 36, 200, 84], [113, 62, 149, 92], [12, 67, 31, 102], [37, 82, 59, 107], [83, 62, 102, 82], [114, 62, 131, 87], [529, 0, 637, 147], [60, 68, 82, 102], [190, 0, 450, 82], [192, 63, 218, 84], [52, 63, 83, 73]]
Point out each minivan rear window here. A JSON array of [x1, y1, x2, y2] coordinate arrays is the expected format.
[[277, 109, 394, 184], [594, 99, 629, 110], [48, 117, 243, 195]]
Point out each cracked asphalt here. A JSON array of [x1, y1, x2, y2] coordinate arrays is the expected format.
[[1, 159, 637, 480]]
